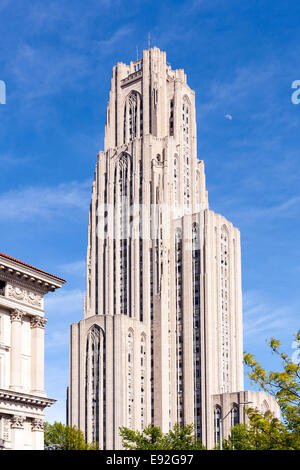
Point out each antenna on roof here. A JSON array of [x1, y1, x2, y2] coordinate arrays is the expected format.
[[136, 45, 139, 60], [148, 32, 151, 49]]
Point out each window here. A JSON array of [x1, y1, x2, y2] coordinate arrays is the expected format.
[[169, 99, 174, 136], [0, 281, 5, 296], [231, 405, 239, 427], [123, 91, 143, 143], [85, 325, 104, 444], [128, 331, 134, 427], [214, 406, 222, 446]]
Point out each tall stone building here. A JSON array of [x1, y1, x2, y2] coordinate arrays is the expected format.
[[68, 47, 279, 449], [0, 252, 65, 449]]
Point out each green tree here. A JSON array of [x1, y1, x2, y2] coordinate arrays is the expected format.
[[223, 330, 300, 450], [119, 423, 206, 450], [223, 409, 298, 450], [244, 330, 300, 437], [44, 422, 99, 450]]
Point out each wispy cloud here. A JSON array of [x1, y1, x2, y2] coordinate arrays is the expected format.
[[0, 153, 33, 166], [96, 26, 133, 53], [10, 44, 90, 100], [243, 290, 294, 339], [45, 288, 85, 316], [60, 260, 86, 276], [237, 195, 300, 223], [0, 180, 91, 221]]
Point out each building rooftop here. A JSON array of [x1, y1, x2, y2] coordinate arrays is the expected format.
[[0, 252, 66, 283]]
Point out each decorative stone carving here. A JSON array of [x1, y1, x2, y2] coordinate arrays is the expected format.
[[3, 417, 10, 441], [30, 316, 47, 329], [31, 418, 44, 431], [8, 285, 43, 308], [10, 309, 24, 322], [10, 415, 25, 429]]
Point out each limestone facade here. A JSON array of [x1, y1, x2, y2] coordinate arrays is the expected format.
[[68, 47, 279, 449], [0, 252, 65, 449]]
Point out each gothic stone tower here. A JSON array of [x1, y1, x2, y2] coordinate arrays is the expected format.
[[68, 47, 270, 450]]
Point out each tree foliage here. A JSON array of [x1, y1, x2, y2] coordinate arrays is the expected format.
[[244, 330, 300, 434], [223, 330, 300, 450], [44, 422, 98, 450], [119, 423, 206, 450], [223, 409, 298, 450]]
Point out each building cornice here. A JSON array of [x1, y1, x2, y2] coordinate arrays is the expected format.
[[0, 253, 66, 293], [121, 69, 143, 88], [0, 388, 56, 408]]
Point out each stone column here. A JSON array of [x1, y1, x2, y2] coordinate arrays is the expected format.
[[30, 316, 47, 395], [10, 309, 24, 391], [11, 415, 25, 450], [31, 418, 44, 450]]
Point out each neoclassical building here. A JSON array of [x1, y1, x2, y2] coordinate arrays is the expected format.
[[0, 252, 65, 450], [68, 47, 279, 449]]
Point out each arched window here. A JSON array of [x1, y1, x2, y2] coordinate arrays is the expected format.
[[115, 152, 132, 316], [182, 95, 191, 146], [262, 399, 270, 414], [123, 91, 143, 143], [85, 325, 105, 444], [182, 95, 191, 212]]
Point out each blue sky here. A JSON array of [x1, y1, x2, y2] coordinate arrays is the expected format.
[[0, 0, 299, 423]]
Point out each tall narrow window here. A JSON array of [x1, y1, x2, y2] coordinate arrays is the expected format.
[[182, 96, 191, 212], [128, 331, 134, 428], [123, 91, 142, 143], [221, 226, 230, 392], [140, 334, 146, 430], [169, 99, 174, 136], [214, 406, 222, 447], [231, 404, 239, 428], [192, 223, 201, 437], [85, 325, 105, 445], [174, 155, 179, 209], [115, 152, 132, 317], [175, 227, 183, 424]]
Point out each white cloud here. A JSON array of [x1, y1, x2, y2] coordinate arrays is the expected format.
[[60, 260, 86, 276], [96, 26, 133, 52], [225, 114, 233, 120], [0, 180, 91, 221], [0, 153, 33, 166], [10, 43, 90, 100], [243, 290, 294, 339], [45, 288, 85, 316]]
